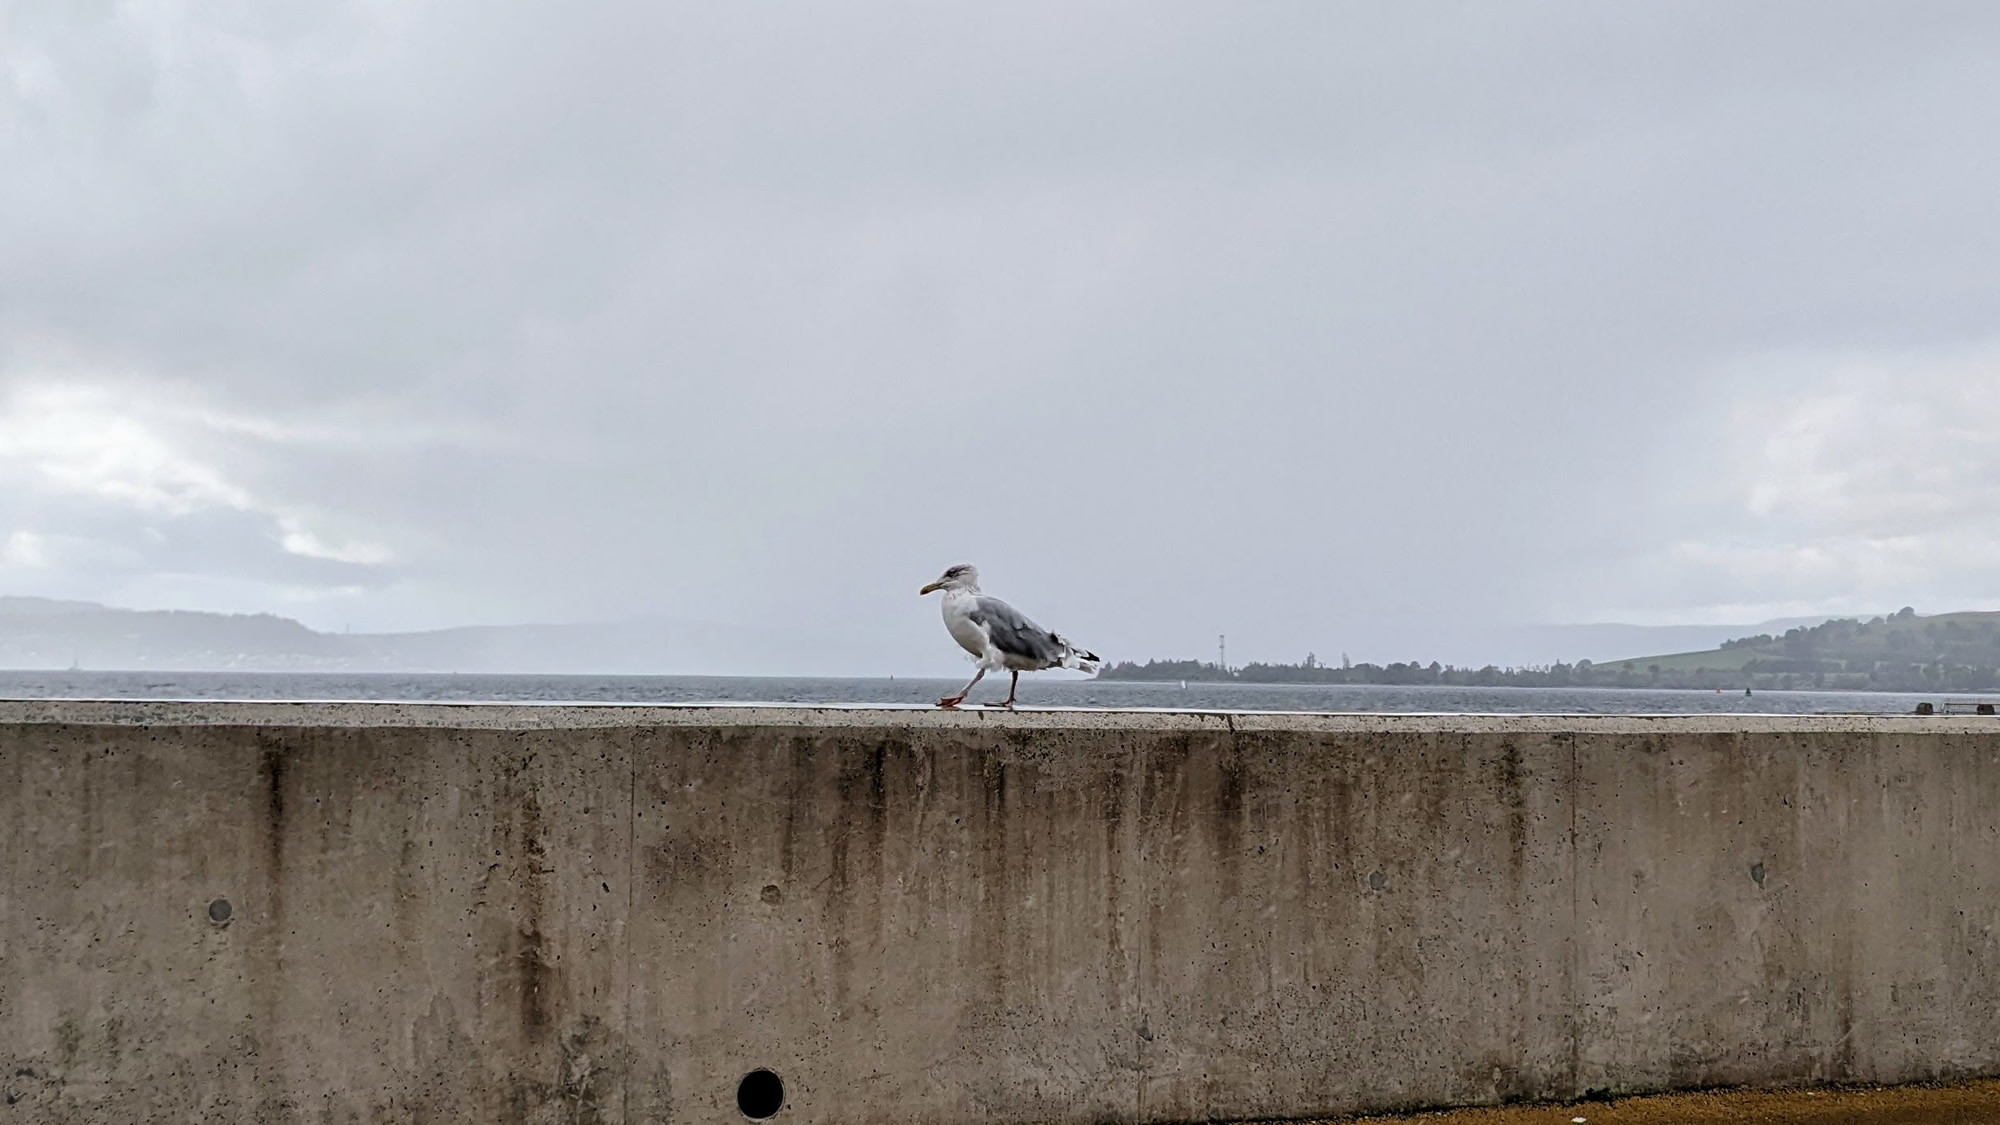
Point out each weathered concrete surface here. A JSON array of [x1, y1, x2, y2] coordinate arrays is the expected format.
[[3, 704, 1999, 1123]]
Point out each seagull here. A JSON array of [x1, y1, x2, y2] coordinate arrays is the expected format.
[[918, 563, 1101, 709]]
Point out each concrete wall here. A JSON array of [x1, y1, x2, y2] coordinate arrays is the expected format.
[[4, 703, 1999, 1124]]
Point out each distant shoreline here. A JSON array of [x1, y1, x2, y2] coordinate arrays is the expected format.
[[1098, 611, 2000, 694], [1098, 670, 1977, 695]]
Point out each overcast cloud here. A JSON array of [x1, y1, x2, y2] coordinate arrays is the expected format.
[[3, 1, 1998, 674]]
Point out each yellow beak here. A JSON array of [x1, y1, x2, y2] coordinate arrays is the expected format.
[[919, 581, 943, 595]]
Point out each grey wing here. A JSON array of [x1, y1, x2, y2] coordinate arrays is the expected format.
[[968, 596, 1064, 667]]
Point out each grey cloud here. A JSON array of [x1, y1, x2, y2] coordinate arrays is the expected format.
[[4, 1, 1999, 671]]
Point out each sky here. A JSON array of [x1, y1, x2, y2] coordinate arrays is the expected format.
[[3, 1, 1999, 675]]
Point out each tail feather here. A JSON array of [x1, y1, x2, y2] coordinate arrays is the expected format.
[[1053, 634, 1101, 674]]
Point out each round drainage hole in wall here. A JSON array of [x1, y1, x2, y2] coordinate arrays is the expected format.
[[736, 1069, 784, 1119]]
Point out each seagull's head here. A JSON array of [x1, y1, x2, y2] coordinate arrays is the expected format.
[[919, 563, 979, 596]]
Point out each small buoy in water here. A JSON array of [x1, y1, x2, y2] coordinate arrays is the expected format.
[[1745, 687, 1753, 696], [1180, 680, 1187, 689]]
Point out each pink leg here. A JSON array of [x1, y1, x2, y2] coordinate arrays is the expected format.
[[984, 670, 1020, 709], [939, 667, 986, 708]]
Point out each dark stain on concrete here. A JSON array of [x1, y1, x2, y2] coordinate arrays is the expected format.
[[980, 747, 1012, 1005], [551, 1015, 618, 1124], [75, 737, 97, 879], [251, 731, 292, 1117], [1466, 1056, 1534, 1105], [511, 756, 555, 1040], [515, 927, 553, 1038], [778, 736, 815, 879], [260, 739, 287, 871], [1141, 734, 1197, 996], [822, 733, 901, 1012], [1215, 738, 1249, 912], [1101, 757, 1129, 982], [825, 738, 857, 1007], [54, 1015, 80, 1068], [258, 736, 289, 914], [1499, 739, 1529, 883], [865, 739, 892, 889], [394, 830, 421, 946], [1327, 766, 1358, 885]]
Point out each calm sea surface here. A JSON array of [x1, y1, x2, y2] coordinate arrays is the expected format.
[[0, 670, 1965, 714]]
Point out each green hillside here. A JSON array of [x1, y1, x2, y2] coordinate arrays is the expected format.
[[1102, 608, 2000, 693], [1602, 608, 2000, 691]]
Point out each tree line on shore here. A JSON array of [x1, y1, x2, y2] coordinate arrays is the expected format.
[[1095, 656, 1750, 689], [1096, 610, 2000, 692], [1098, 656, 1998, 692]]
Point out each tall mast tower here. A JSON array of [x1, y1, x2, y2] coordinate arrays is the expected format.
[[1218, 634, 1227, 673]]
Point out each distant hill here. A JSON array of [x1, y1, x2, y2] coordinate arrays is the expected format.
[[1099, 608, 2000, 693], [0, 596, 805, 674], [1595, 607, 2000, 690], [1436, 615, 1852, 667], [0, 597, 346, 669]]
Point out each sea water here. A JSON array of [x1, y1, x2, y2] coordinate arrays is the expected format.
[[0, 669, 1954, 714]]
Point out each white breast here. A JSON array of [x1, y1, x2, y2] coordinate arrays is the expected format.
[[940, 590, 992, 661]]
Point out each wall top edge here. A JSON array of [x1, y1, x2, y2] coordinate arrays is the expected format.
[[0, 698, 1989, 734]]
